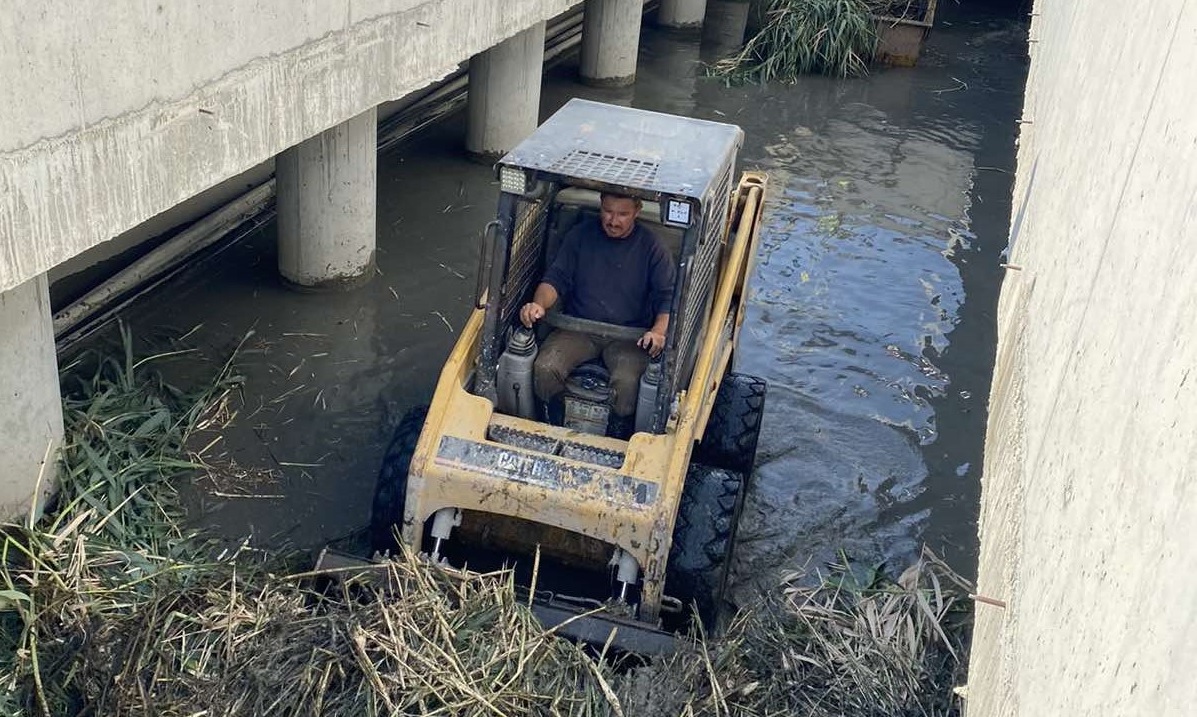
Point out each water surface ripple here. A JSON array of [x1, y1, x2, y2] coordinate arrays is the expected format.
[[614, 6, 1030, 589]]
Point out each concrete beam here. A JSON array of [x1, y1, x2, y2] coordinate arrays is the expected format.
[[0, 0, 581, 295], [0, 274, 63, 520], [579, 0, 644, 87], [466, 22, 548, 159], [277, 108, 378, 289], [657, 0, 707, 29]]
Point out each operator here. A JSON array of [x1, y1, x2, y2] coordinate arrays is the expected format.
[[519, 193, 676, 433]]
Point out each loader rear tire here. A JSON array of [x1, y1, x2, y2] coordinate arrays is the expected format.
[[694, 373, 767, 476], [664, 464, 746, 634], [369, 406, 428, 553]]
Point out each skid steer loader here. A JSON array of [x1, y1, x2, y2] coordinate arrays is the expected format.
[[323, 99, 769, 654]]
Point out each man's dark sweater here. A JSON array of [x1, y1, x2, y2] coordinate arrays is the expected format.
[[543, 219, 676, 329]]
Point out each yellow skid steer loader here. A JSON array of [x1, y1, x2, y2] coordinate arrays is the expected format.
[[323, 99, 769, 654]]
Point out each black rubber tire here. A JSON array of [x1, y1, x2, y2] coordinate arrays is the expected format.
[[369, 406, 428, 553], [694, 373, 768, 476], [664, 464, 747, 634]]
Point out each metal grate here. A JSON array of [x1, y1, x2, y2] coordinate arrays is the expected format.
[[501, 198, 549, 328], [672, 167, 732, 388], [549, 150, 659, 186], [560, 443, 624, 469], [487, 423, 625, 469], [488, 423, 561, 454]]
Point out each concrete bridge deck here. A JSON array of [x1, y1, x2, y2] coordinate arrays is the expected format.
[[2, 0, 576, 294], [1, 0, 722, 512]]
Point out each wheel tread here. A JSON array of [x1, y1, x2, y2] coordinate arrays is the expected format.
[[694, 373, 768, 476], [665, 463, 747, 633], [369, 406, 428, 552]]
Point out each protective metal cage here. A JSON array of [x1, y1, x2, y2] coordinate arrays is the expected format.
[[473, 100, 744, 434], [668, 162, 732, 397], [500, 197, 550, 330], [549, 150, 661, 187]]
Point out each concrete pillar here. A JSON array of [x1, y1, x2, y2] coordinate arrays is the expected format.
[[0, 274, 63, 519], [276, 107, 378, 290], [702, 1, 750, 54], [658, 0, 707, 30], [466, 22, 547, 159], [580, 0, 644, 87]]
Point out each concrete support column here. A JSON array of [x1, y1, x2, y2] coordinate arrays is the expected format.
[[0, 274, 63, 519], [580, 0, 644, 87], [466, 22, 547, 159], [277, 107, 378, 290], [658, 0, 707, 30], [702, 1, 750, 53]]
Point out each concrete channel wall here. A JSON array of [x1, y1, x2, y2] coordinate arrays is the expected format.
[[0, 0, 579, 295], [969, 1, 1196, 713]]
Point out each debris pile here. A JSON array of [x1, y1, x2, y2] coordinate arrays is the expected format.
[[0, 333, 969, 715]]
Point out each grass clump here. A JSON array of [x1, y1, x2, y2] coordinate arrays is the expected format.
[[0, 325, 242, 714], [714, 0, 880, 80], [621, 549, 970, 716], [53, 324, 239, 553], [4, 542, 622, 716]]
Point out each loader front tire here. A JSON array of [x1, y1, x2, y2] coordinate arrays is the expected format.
[[369, 406, 428, 553], [694, 373, 767, 476], [664, 464, 746, 634]]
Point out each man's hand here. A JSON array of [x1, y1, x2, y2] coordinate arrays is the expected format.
[[638, 330, 666, 358], [520, 302, 546, 328]]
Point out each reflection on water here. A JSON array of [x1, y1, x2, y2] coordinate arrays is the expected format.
[[582, 5, 1028, 589], [733, 114, 978, 589], [747, 111, 976, 445], [635, 31, 702, 116]]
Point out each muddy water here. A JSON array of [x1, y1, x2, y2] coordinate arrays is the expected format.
[[111, 3, 1026, 586], [550, 3, 1029, 587], [136, 127, 496, 548]]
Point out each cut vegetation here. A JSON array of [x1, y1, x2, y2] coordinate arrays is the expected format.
[[0, 333, 971, 715]]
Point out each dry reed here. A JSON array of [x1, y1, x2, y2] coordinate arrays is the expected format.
[[618, 549, 970, 716], [0, 330, 970, 716]]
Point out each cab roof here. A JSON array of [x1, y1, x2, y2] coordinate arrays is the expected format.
[[499, 98, 744, 201]]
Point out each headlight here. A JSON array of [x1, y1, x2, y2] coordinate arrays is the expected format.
[[499, 166, 528, 195]]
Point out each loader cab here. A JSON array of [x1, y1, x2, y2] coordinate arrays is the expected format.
[[472, 99, 744, 436]]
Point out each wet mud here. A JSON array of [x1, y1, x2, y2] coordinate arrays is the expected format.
[[102, 2, 1028, 590]]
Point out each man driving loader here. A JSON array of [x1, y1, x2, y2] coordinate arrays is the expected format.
[[518, 192, 676, 436], [358, 100, 768, 641]]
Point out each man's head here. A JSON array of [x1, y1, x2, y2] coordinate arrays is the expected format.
[[599, 193, 642, 239]]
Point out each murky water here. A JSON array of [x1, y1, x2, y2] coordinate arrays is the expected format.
[[562, 2, 1027, 586], [106, 3, 1027, 587]]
